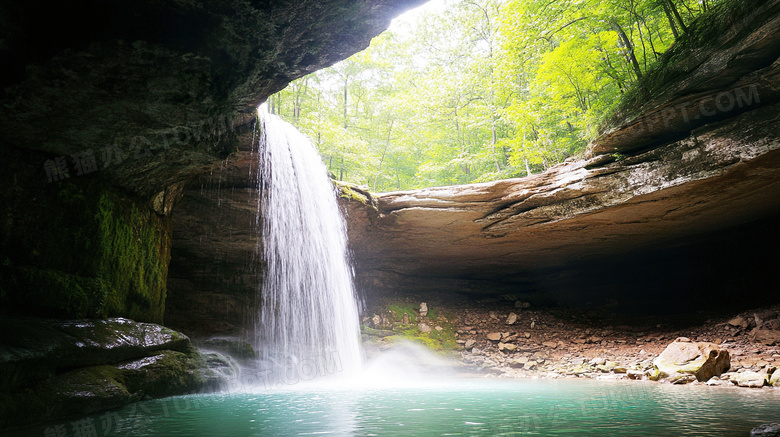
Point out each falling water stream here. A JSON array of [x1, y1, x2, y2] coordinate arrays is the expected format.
[[254, 104, 363, 384]]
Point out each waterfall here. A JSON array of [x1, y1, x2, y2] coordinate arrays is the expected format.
[[254, 104, 363, 385]]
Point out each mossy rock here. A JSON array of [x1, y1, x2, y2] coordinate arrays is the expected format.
[[0, 365, 132, 429], [119, 350, 203, 399], [1, 176, 171, 322], [0, 316, 237, 428], [0, 316, 190, 393], [334, 180, 376, 209]]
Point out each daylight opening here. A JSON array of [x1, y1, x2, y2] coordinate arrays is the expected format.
[[265, 0, 717, 192]]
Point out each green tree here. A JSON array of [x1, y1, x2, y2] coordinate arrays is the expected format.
[[271, 0, 722, 191]]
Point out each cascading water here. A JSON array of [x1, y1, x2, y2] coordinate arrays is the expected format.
[[254, 104, 363, 385]]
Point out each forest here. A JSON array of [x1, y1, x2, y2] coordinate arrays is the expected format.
[[269, 0, 722, 192]]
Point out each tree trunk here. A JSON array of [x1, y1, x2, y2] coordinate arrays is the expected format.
[[666, 0, 688, 33], [523, 132, 532, 176], [373, 119, 394, 191], [661, 1, 680, 40], [491, 123, 501, 172], [343, 76, 349, 129], [612, 20, 643, 82]]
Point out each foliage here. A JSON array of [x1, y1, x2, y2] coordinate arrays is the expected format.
[[604, 0, 765, 127], [270, 0, 726, 191]]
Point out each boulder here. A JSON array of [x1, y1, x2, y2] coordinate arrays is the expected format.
[[653, 338, 730, 382], [589, 357, 607, 366], [752, 424, 780, 437], [418, 323, 431, 333], [506, 313, 518, 325], [728, 316, 750, 329], [729, 371, 766, 388], [671, 374, 697, 384], [626, 370, 645, 380], [419, 303, 428, 318], [498, 343, 517, 352], [771, 369, 780, 387], [464, 339, 477, 350], [0, 316, 217, 428], [750, 328, 780, 346], [487, 332, 502, 341], [0, 316, 190, 387], [706, 377, 732, 387]]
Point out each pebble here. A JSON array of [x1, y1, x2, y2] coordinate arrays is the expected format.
[[449, 306, 779, 390]]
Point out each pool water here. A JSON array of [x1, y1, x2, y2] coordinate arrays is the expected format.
[[12, 378, 780, 436]]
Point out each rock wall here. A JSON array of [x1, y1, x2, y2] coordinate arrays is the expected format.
[[0, 0, 425, 197], [166, 151, 261, 338], [0, 0, 423, 321], [1, 154, 177, 323]]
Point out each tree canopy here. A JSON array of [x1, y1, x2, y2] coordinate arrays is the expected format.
[[268, 0, 722, 192]]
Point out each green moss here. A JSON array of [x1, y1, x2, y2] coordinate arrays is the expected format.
[[367, 300, 458, 353], [340, 187, 368, 204], [96, 193, 169, 322], [386, 302, 419, 323], [333, 180, 376, 209], [0, 176, 170, 322], [384, 323, 458, 353], [13, 267, 110, 319]]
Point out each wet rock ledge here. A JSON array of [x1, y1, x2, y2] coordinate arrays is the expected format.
[[0, 317, 235, 429]]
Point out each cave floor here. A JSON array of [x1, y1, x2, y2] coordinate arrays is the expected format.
[[364, 299, 780, 388]]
